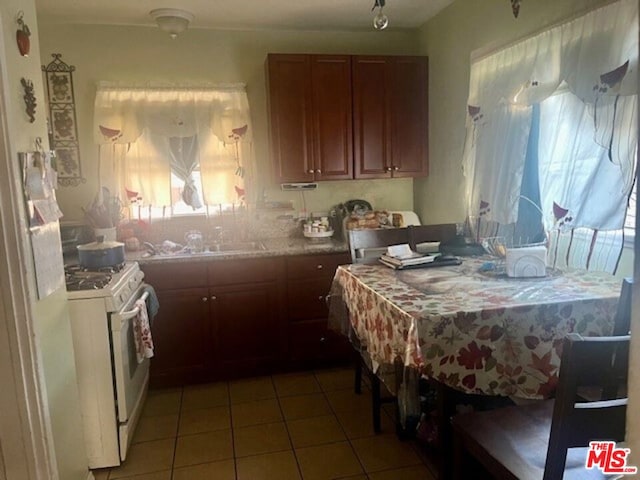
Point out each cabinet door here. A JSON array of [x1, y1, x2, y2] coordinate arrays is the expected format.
[[149, 288, 211, 387], [287, 277, 330, 322], [310, 55, 353, 180], [289, 320, 352, 368], [388, 57, 429, 177], [353, 55, 429, 179], [212, 281, 283, 379], [352, 56, 390, 179], [267, 54, 314, 183]]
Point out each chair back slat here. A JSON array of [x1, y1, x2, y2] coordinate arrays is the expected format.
[[612, 277, 633, 335], [543, 334, 629, 480], [408, 224, 457, 250], [564, 400, 627, 447], [348, 228, 410, 264]]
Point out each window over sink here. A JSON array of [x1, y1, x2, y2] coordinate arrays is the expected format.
[[94, 83, 255, 219]]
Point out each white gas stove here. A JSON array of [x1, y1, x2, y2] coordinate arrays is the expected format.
[[66, 262, 145, 311], [66, 261, 151, 468]]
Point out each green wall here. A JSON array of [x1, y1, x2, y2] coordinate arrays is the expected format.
[[38, 24, 420, 221]]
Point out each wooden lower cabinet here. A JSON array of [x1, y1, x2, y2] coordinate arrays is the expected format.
[[288, 320, 352, 368], [143, 252, 350, 387], [285, 252, 352, 368], [213, 281, 283, 379], [148, 287, 211, 387]]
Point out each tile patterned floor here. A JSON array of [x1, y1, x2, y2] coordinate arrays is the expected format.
[[92, 367, 437, 480]]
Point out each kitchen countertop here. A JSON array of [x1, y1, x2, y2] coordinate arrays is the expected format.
[[127, 237, 349, 264]]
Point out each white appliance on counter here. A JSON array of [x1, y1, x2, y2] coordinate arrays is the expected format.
[[66, 262, 149, 468]]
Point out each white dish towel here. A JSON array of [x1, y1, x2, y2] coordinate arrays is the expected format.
[[133, 298, 154, 363]]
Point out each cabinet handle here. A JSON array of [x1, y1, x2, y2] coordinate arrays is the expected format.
[[316, 264, 323, 270], [202, 297, 208, 302], [307, 169, 315, 174], [319, 336, 326, 343], [210, 295, 217, 301], [315, 169, 321, 174], [393, 166, 399, 171], [385, 166, 392, 172], [318, 295, 324, 301]]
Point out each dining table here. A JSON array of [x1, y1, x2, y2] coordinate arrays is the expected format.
[[328, 256, 622, 479]]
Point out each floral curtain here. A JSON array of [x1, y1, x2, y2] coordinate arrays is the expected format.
[[94, 83, 254, 209], [463, 0, 638, 232]]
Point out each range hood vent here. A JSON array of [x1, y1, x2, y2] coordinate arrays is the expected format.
[[280, 183, 318, 191]]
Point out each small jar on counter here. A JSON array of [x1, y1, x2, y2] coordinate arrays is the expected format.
[[125, 237, 140, 251]]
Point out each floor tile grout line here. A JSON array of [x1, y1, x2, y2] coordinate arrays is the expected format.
[[221, 380, 239, 480], [168, 386, 185, 480], [272, 374, 306, 480], [315, 370, 369, 478]]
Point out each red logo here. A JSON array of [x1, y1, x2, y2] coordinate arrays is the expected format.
[[586, 441, 637, 475]]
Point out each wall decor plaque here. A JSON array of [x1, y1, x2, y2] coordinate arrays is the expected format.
[[42, 53, 85, 187], [16, 11, 31, 56], [20, 77, 36, 122]]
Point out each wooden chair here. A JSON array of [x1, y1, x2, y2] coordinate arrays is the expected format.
[[348, 227, 410, 264], [582, 277, 632, 401], [347, 227, 411, 433], [407, 223, 457, 251], [348, 226, 458, 435], [452, 334, 630, 480]]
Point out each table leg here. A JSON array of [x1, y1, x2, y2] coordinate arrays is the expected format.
[[435, 380, 456, 480], [354, 351, 363, 395], [371, 372, 382, 433]]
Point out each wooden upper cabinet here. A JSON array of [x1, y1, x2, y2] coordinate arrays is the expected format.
[[353, 55, 429, 179], [267, 54, 314, 183], [310, 56, 353, 180], [267, 53, 428, 182], [352, 57, 389, 178], [267, 54, 352, 183], [389, 56, 429, 177]]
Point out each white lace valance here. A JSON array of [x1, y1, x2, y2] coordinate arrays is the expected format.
[[93, 83, 252, 145]]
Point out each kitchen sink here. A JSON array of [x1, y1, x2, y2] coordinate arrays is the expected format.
[[207, 241, 267, 253], [144, 241, 267, 258]]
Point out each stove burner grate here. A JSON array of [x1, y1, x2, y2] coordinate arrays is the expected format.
[[65, 273, 113, 291], [66, 263, 126, 275], [64, 264, 120, 291]]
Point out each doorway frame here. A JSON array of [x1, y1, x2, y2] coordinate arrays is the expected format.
[[0, 14, 58, 480]]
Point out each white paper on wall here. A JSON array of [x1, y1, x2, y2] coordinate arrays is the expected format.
[[31, 222, 65, 299]]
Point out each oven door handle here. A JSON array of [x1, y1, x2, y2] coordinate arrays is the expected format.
[[117, 291, 150, 322]]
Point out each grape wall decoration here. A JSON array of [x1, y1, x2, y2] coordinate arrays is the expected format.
[[42, 53, 85, 187]]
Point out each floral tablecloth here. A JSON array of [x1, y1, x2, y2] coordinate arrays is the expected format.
[[329, 258, 620, 399]]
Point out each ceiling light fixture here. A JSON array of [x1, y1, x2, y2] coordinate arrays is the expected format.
[[150, 8, 194, 39], [372, 0, 389, 30]]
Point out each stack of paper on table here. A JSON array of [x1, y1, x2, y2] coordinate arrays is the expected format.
[[379, 244, 437, 269]]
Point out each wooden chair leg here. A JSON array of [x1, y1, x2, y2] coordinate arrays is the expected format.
[[354, 355, 363, 395], [371, 372, 382, 433], [436, 381, 456, 480], [452, 428, 465, 480]]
